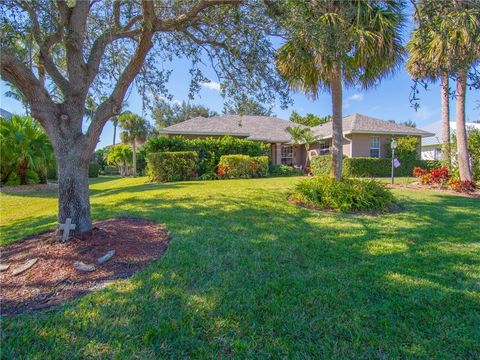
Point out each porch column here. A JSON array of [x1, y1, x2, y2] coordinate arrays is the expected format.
[[275, 143, 282, 165]]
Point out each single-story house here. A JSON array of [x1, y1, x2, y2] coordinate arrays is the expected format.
[[159, 113, 434, 166], [420, 121, 480, 160]]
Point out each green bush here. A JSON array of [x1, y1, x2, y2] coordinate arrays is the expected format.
[[88, 164, 100, 178], [102, 165, 120, 175], [147, 151, 197, 182], [292, 175, 395, 212], [251, 156, 269, 178], [218, 155, 252, 179], [310, 155, 333, 176], [311, 155, 440, 177], [4, 172, 20, 186], [47, 165, 57, 180], [145, 136, 269, 176], [269, 164, 304, 177]]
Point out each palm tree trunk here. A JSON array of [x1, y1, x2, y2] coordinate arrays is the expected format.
[[455, 70, 472, 181], [440, 73, 451, 169], [132, 139, 137, 177], [331, 63, 343, 181]]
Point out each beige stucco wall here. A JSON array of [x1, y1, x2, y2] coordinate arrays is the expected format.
[[349, 134, 421, 158]]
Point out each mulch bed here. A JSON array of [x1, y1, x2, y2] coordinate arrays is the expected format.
[[386, 183, 480, 198], [0, 218, 170, 316]]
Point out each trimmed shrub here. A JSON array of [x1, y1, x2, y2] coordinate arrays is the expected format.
[[218, 155, 252, 179], [269, 164, 304, 177], [292, 175, 395, 212], [311, 155, 440, 177], [145, 136, 269, 176], [147, 151, 197, 182], [103, 165, 120, 175], [310, 155, 332, 176], [88, 164, 100, 178], [251, 156, 269, 178]]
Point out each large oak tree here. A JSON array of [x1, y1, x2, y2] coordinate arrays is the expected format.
[[1, 0, 287, 236]]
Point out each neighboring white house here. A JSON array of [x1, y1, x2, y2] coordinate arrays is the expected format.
[[420, 121, 480, 160]]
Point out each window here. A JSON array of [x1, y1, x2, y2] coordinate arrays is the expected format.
[[281, 145, 293, 166], [319, 141, 330, 155], [370, 137, 380, 158]]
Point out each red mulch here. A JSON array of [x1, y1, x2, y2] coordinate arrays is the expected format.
[[386, 183, 480, 198], [0, 218, 170, 316]]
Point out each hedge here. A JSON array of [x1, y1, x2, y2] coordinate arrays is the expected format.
[[88, 164, 100, 178], [269, 164, 304, 177], [311, 155, 440, 177], [217, 155, 269, 179], [147, 151, 197, 182], [145, 136, 269, 176]]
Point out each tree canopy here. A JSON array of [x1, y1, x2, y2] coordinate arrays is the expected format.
[[289, 111, 331, 127], [223, 95, 274, 116], [153, 99, 217, 128]]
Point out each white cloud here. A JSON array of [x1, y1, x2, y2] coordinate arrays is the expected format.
[[201, 81, 221, 91], [343, 93, 364, 109]]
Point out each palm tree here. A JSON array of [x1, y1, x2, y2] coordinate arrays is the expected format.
[[0, 115, 54, 184], [112, 116, 119, 145], [276, 1, 405, 181], [286, 126, 321, 169], [118, 112, 149, 177], [407, 1, 479, 181], [407, 2, 453, 169]]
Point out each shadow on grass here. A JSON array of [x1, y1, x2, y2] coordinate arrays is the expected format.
[[1, 183, 479, 358]]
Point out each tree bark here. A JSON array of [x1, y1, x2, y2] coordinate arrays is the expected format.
[[440, 73, 451, 169], [56, 150, 92, 236], [455, 70, 472, 181], [331, 64, 343, 181], [132, 139, 137, 177]]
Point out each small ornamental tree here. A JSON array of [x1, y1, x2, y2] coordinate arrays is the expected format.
[[1, 0, 288, 236]]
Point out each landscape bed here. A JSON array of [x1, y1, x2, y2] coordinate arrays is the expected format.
[[0, 218, 169, 316], [0, 176, 479, 358]]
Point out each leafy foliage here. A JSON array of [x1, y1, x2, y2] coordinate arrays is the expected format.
[[105, 144, 132, 177], [223, 95, 274, 116], [153, 99, 218, 129], [147, 151, 197, 183], [289, 111, 331, 126], [269, 164, 304, 177], [145, 136, 269, 176], [452, 127, 480, 180], [0, 115, 54, 185], [217, 155, 269, 179], [385, 136, 420, 162], [292, 176, 395, 212], [311, 155, 440, 177]]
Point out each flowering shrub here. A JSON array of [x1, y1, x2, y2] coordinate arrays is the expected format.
[[414, 166, 477, 193], [217, 155, 269, 179], [447, 179, 477, 193], [429, 166, 449, 184], [413, 166, 428, 177]]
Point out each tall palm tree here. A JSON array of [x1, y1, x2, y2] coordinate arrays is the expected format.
[[407, 1, 479, 181], [118, 112, 149, 177], [276, 0, 405, 180], [407, 1, 453, 169]]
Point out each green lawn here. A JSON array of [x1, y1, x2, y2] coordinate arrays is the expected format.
[[1, 176, 479, 359]]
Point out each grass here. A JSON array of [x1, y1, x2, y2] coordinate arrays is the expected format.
[[1, 176, 479, 358]]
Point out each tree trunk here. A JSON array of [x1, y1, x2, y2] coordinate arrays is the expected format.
[[132, 139, 137, 177], [440, 73, 451, 169], [56, 148, 92, 236], [455, 70, 472, 181], [18, 159, 29, 185], [331, 64, 343, 181], [113, 120, 117, 145]]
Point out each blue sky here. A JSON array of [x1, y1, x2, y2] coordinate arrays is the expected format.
[[1, 16, 479, 150]]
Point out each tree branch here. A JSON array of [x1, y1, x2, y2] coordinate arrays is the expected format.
[[0, 50, 58, 127]]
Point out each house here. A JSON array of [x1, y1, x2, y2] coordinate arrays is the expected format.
[[420, 121, 480, 160], [159, 113, 434, 166], [0, 108, 13, 119]]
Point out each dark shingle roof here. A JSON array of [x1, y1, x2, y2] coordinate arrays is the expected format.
[[312, 113, 434, 138], [159, 115, 305, 142]]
